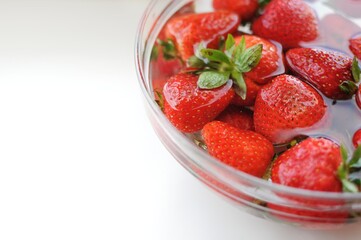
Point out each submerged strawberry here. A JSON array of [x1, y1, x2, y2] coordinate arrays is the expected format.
[[163, 73, 234, 133], [350, 37, 361, 60], [235, 35, 285, 85], [252, 0, 318, 49], [165, 11, 240, 61], [212, 0, 259, 21], [286, 48, 360, 100], [270, 138, 348, 222], [202, 121, 274, 177], [254, 75, 326, 144], [216, 105, 254, 131]]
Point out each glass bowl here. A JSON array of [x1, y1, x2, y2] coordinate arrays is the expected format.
[[135, 0, 361, 228]]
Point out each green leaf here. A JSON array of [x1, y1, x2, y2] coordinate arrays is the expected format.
[[195, 42, 207, 60], [234, 36, 246, 61], [341, 179, 359, 193], [157, 38, 177, 60], [337, 162, 347, 180], [232, 71, 247, 100], [197, 71, 230, 89], [350, 146, 361, 168], [200, 49, 231, 64], [352, 56, 361, 83], [187, 56, 206, 68], [339, 80, 358, 95], [349, 171, 361, 185], [151, 45, 159, 61], [236, 44, 263, 72], [258, 0, 271, 8], [154, 90, 164, 111], [340, 145, 349, 163], [225, 34, 236, 58]]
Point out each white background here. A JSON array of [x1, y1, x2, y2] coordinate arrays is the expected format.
[[1, 0, 361, 239]]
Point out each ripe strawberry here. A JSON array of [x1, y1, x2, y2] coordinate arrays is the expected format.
[[163, 73, 234, 133], [286, 48, 359, 100], [165, 11, 240, 61], [254, 75, 326, 144], [350, 37, 361, 60], [235, 35, 285, 85], [202, 121, 274, 177], [356, 85, 361, 109], [212, 0, 259, 21], [353, 129, 361, 148], [231, 76, 261, 106], [269, 138, 347, 222], [252, 0, 318, 49], [216, 105, 254, 131]]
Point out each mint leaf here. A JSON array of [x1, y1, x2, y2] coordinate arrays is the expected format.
[[198, 71, 230, 89], [352, 56, 361, 83]]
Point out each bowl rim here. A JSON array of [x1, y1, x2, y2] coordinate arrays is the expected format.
[[134, 0, 361, 201]]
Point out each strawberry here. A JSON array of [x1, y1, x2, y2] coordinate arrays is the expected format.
[[252, 0, 318, 49], [165, 11, 240, 61], [350, 37, 361, 60], [216, 105, 254, 131], [163, 73, 234, 133], [269, 138, 348, 222], [286, 48, 360, 100], [357, 85, 361, 110], [353, 129, 361, 148], [231, 76, 261, 106], [235, 35, 285, 85], [212, 0, 259, 21], [254, 75, 326, 144], [202, 121, 274, 177]]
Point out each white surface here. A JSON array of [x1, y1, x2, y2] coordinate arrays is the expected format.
[[0, 0, 361, 239]]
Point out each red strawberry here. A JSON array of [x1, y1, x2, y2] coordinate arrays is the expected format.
[[269, 138, 347, 222], [163, 73, 234, 133], [286, 48, 358, 100], [231, 76, 261, 106], [350, 37, 361, 60], [357, 85, 361, 109], [353, 129, 361, 148], [216, 105, 254, 131], [212, 0, 259, 21], [254, 75, 326, 144], [165, 11, 240, 61], [202, 121, 274, 177], [235, 35, 285, 85], [252, 0, 318, 49]]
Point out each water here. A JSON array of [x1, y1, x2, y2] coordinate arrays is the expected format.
[[150, 0, 361, 152]]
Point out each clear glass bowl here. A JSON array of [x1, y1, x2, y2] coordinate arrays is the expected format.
[[135, 0, 361, 228]]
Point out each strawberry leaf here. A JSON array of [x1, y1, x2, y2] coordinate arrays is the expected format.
[[349, 171, 361, 185], [234, 36, 246, 62], [352, 56, 361, 83], [154, 90, 165, 111], [157, 39, 177, 60], [350, 146, 361, 168], [232, 71, 247, 99], [258, 0, 271, 8], [339, 80, 358, 95], [200, 49, 231, 64], [198, 71, 231, 89], [236, 44, 263, 72], [188, 56, 206, 68], [341, 179, 359, 193], [225, 34, 236, 58]]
